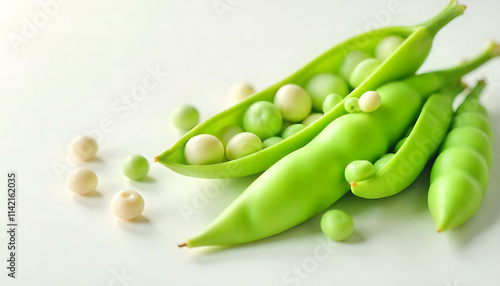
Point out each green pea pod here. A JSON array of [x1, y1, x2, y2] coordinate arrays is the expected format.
[[156, 1, 465, 179], [347, 84, 464, 199], [179, 44, 500, 248], [428, 81, 493, 232]]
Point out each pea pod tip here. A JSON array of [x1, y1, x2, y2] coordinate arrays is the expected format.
[[154, 156, 159, 163], [178, 242, 188, 248]]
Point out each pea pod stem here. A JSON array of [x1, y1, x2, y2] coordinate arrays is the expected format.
[[417, 0, 465, 36]]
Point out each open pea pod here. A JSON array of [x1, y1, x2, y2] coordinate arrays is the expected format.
[[155, 0, 465, 178]]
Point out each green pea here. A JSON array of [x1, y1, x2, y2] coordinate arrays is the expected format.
[[262, 136, 283, 149], [345, 160, 376, 183], [322, 93, 343, 113], [375, 35, 406, 61], [302, 113, 323, 126], [344, 97, 360, 113], [226, 132, 262, 161], [394, 137, 407, 153], [243, 101, 282, 139], [282, 124, 306, 139], [321, 210, 354, 241], [349, 58, 383, 88], [122, 155, 149, 181], [306, 73, 349, 111], [170, 105, 199, 131], [340, 50, 371, 80], [373, 153, 394, 171], [274, 84, 312, 122]]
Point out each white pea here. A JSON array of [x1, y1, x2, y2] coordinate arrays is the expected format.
[[274, 84, 312, 122], [66, 167, 98, 195], [69, 135, 97, 161], [375, 35, 405, 61], [344, 97, 360, 113], [358, 91, 381, 113], [302, 113, 323, 126], [111, 190, 145, 220], [322, 93, 343, 113], [226, 132, 262, 160], [217, 125, 244, 147], [184, 134, 224, 165], [229, 81, 255, 105]]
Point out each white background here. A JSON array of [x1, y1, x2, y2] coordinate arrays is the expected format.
[[1, 0, 500, 285]]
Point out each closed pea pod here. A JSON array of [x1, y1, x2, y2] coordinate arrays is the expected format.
[[179, 45, 499, 248], [428, 81, 493, 232], [156, 1, 465, 178], [347, 85, 464, 199]]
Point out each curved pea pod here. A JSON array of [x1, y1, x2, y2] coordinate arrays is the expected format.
[[155, 1, 465, 178], [179, 47, 500, 248], [347, 85, 464, 199], [428, 81, 493, 232]]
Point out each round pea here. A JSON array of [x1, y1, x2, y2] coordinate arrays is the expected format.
[[358, 91, 381, 113], [282, 124, 306, 139], [229, 81, 254, 104], [66, 167, 98, 195], [217, 125, 244, 147], [274, 84, 312, 122], [345, 160, 376, 183], [226, 132, 262, 160], [322, 93, 343, 113], [375, 35, 405, 61], [344, 97, 360, 113], [243, 101, 282, 139], [184, 134, 225, 165], [349, 58, 382, 88], [170, 105, 199, 131], [394, 137, 407, 153], [321, 210, 354, 241], [302, 113, 323, 126], [262, 136, 283, 149], [374, 153, 395, 171], [340, 50, 371, 80], [306, 73, 349, 111], [122, 155, 150, 181], [69, 135, 98, 161]]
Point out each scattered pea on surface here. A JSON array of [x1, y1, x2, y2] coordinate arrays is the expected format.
[[122, 155, 150, 181], [349, 58, 383, 88], [243, 101, 282, 139], [282, 124, 306, 139], [375, 35, 406, 61], [321, 210, 354, 241], [340, 50, 372, 80], [229, 81, 255, 104], [322, 93, 343, 113], [69, 135, 98, 161], [170, 105, 200, 131], [111, 190, 145, 221], [184, 134, 224, 165], [358, 91, 382, 113], [344, 97, 360, 113], [66, 167, 98, 195], [226, 132, 262, 161], [274, 84, 312, 122], [306, 73, 349, 111], [217, 125, 244, 147], [262, 136, 283, 149], [302, 113, 323, 126]]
